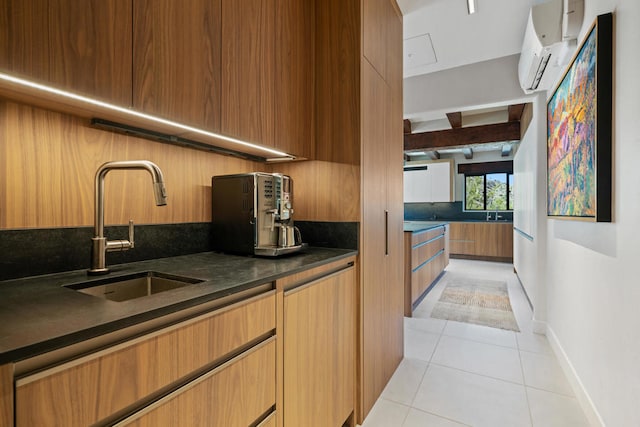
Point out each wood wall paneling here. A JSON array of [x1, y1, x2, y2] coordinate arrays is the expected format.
[[133, 0, 221, 131], [221, 0, 275, 147], [0, 101, 261, 229], [269, 161, 360, 222], [0, 0, 132, 106]]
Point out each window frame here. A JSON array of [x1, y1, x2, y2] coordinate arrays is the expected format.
[[464, 172, 513, 212]]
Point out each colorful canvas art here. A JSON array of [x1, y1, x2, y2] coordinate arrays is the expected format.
[[547, 13, 612, 222]]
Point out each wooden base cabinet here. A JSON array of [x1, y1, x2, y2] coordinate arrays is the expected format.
[[449, 222, 513, 262], [404, 226, 449, 316], [281, 261, 356, 427], [14, 291, 276, 427]]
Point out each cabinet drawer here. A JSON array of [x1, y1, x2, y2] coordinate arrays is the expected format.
[[411, 251, 444, 305], [16, 291, 275, 427], [411, 236, 444, 270], [450, 240, 475, 255], [119, 339, 276, 427], [411, 226, 444, 246]]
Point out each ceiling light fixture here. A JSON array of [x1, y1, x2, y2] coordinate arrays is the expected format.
[[467, 0, 476, 14]]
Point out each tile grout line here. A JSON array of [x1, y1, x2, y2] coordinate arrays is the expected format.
[[428, 360, 525, 387], [518, 336, 536, 427]]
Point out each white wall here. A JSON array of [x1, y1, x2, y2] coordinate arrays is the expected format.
[[513, 93, 547, 328], [542, 0, 640, 425]]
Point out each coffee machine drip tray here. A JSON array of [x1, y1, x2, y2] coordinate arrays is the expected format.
[[254, 243, 308, 257]]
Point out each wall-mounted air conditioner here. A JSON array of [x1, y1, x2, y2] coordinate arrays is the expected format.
[[518, 0, 584, 94]]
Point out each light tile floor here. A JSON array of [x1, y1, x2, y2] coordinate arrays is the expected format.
[[361, 259, 591, 427]]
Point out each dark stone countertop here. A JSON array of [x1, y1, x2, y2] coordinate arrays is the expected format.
[[403, 220, 513, 233], [0, 247, 356, 364]]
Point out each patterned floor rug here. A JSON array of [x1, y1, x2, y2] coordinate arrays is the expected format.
[[430, 278, 520, 332]]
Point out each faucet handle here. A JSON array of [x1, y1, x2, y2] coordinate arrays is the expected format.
[[128, 220, 135, 249]]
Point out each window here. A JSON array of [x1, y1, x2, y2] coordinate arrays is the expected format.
[[464, 172, 514, 211]]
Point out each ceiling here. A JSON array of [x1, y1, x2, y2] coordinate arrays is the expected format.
[[398, 0, 539, 78], [397, 0, 543, 158]]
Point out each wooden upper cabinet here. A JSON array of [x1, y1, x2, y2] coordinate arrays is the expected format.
[[274, 0, 315, 158], [133, 0, 221, 131], [0, 0, 132, 105], [363, 0, 402, 84], [363, 0, 388, 79], [221, 0, 275, 148]]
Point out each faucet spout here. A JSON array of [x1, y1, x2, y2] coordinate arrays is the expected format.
[[89, 160, 167, 275]]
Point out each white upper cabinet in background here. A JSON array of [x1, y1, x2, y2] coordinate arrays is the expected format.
[[404, 160, 454, 203]]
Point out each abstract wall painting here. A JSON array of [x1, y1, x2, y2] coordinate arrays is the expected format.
[[547, 13, 613, 222]]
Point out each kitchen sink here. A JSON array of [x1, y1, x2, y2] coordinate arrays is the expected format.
[[64, 271, 204, 302]]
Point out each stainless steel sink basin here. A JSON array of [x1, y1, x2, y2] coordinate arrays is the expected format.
[[65, 271, 204, 302]]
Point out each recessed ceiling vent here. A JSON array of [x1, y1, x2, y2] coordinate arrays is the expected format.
[[404, 33, 437, 70]]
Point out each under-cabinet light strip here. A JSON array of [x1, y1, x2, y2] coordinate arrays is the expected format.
[[0, 72, 293, 159]]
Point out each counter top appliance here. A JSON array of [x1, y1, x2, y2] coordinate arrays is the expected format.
[[211, 172, 305, 256]]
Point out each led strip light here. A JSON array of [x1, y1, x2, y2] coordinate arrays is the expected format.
[[0, 72, 294, 160]]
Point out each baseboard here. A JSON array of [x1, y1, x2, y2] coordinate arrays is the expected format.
[[531, 319, 547, 335], [546, 326, 605, 427]]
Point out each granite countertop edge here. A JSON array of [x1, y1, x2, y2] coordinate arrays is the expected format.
[[0, 247, 357, 365]]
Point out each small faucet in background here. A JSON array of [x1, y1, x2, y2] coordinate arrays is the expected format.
[[486, 211, 493, 221], [88, 160, 167, 275], [495, 211, 504, 221]]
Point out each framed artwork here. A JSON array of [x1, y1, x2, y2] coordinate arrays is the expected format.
[[547, 13, 613, 222]]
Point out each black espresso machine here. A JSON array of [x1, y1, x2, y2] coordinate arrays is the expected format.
[[211, 173, 305, 256]]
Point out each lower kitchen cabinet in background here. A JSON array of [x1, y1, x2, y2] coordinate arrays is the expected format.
[[404, 225, 449, 316], [449, 221, 513, 262]]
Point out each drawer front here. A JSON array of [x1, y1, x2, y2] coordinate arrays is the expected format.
[[411, 236, 444, 270], [16, 291, 275, 427], [450, 240, 474, 255], [120, 339, 276, 427], [411, 251, 444, 305], [411, 226, 444, 246]]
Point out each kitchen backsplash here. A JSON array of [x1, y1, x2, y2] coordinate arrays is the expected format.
[[0, 221, 359, 281], [405, 202, 513, 222]]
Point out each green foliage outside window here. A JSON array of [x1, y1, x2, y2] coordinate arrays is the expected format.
[[465, 176, 485, 210], [465, 173, 513, 211]]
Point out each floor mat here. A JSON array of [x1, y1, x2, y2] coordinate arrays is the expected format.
[[430, 278, 520, 332]]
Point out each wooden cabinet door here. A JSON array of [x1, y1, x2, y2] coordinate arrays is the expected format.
[[361, 61, 391, 417], [221, 0, 275, 147], [0, 364, 12, 427], [274, 0, 315, 158], [283, 266, 356, 427], [121, 340, 276, 427], [363, 0, 388, 79], [0, 0, 132, 105], [449, 222, 476, 255], [133, 0, 221, 130], [385, 53, 405, 387]]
